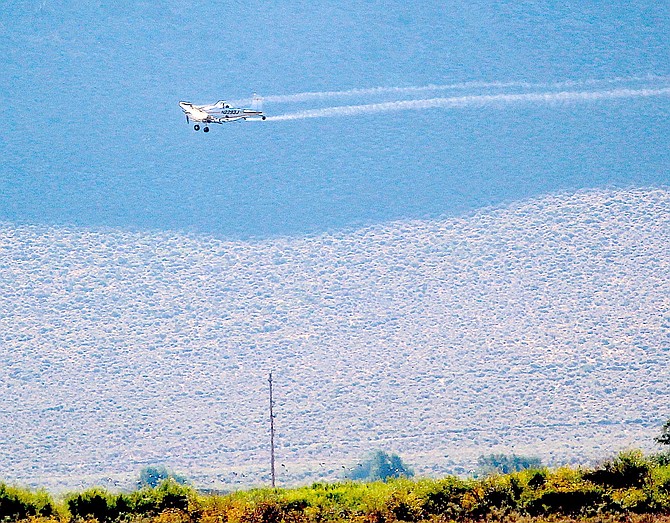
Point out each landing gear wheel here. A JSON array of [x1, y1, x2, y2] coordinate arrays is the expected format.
[[203, 127, 210, 133], [262, 116, 266, 120], [194, 124, 200, 131]]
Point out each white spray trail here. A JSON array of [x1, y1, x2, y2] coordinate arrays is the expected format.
[[266, 87, 670, 121], [232, 75, 670, 105]]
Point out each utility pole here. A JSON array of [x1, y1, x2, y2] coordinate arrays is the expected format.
[[268, 372, 276, 487]]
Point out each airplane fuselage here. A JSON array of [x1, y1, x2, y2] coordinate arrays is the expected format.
[[207, 108, 264, 122]]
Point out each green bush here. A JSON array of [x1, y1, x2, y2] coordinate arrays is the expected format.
[[384, 487, 423, 523], [0, 483, 55, 521], [129, 480, 194, 515], [67, 480, 195, 522], [420, 478, 470, 520], [527, 470, 547, 490], [607, 487, 652, 513], [66, 489, 130, 522], [464, 476, 521, 519], [584, 450, 651, 489], [524, 487, 605, 516]]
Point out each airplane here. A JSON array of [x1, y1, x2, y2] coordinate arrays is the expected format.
[[179, 94, 266, 132]]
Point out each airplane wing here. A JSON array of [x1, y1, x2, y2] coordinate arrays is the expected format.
[[179, 102, 212, 122]]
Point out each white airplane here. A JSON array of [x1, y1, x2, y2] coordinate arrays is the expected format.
[[179, 95, 266, 132]]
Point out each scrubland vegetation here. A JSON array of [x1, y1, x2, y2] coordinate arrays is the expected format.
[[3, 451, 670, 523]]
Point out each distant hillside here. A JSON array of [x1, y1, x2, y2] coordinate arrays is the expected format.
[[0, 187, 668, 492]]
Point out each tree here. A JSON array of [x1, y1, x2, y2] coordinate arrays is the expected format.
[[136, 465, 189, 489], [476, 453, 542, 476], [347, 450, 414, 481], [655, 419, 670, 446]]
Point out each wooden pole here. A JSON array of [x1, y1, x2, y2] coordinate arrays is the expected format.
[[269, 372, 276, 487]]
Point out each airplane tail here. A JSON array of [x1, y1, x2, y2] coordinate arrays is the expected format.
[[251, 93, 263, 112]]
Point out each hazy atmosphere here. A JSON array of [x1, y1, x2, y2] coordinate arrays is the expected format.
[[1, 1, 669, 493]]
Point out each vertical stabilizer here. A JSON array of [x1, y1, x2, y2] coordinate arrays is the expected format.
[[251, 93, 263, 112]]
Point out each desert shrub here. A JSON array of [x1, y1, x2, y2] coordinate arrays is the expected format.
[[584, 450, 651, 489], [0, 483, 55, 521]]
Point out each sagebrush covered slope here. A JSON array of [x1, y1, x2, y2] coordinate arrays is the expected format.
[[1, 188, 668, 491]]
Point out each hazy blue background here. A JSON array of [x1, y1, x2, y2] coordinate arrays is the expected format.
[[2, 1, 669, 238]]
